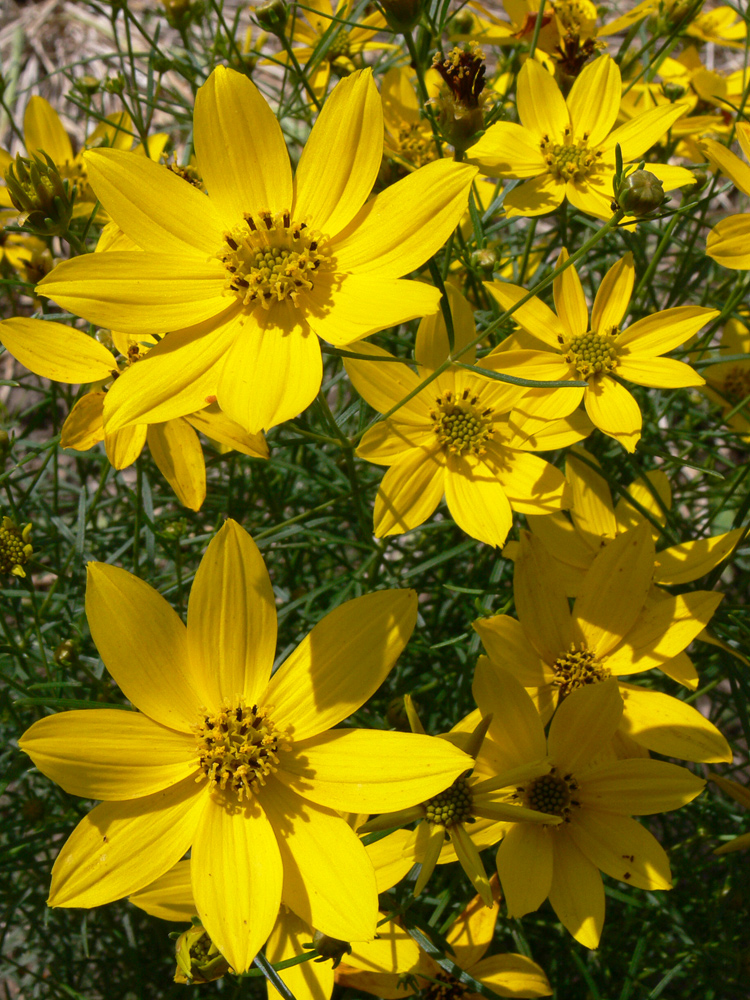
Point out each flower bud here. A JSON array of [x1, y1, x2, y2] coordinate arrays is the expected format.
[[4, 153, 73, 236], [174, 922, 230, 984], [615, 169, 666, 217], [430, 45, 487, 152], [377, 0, 424, 33], [470, 248, 498, 274], [0, 429, 11, 463], [307, 930, 352, 968], [254, 0, 288, 36], [54, 640, 79, 668]]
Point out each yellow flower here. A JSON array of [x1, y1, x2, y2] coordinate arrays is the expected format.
[[381, 66, 440, 172], [709, 774, 750, 855], [484, 250, 717, 452], [336, 880, 552, 998], [19, 520, 472, 972], [506, 446, 745, 606], [0, 317, 267, 511], [700, 318, 750, 440], [599, 1, 747, 49], [360, 704, 560, 905], [473, 667, 705, 948], [37, 68, 477, 435], [469, 55, 693, 219], [702, 124, 750, 270], [346, 285, 590, 546], [475, 525, 731, 764], [0, 515, 33, 577]]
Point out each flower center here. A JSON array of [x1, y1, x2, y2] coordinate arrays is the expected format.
[[541, 125, 602, 182], [218, 210, 332, 311], [423, 776, 474, 827], [326, 28, 351, 60], [193, 700, 292, 801], [0, 517, 33, 577], [522, 769, 579, 821], [552, 642, 611, 697], [722, 365, 750, 405], [431, 390, 493, 456], [561, 329, 620, 379], [421, 971, 465, 1000], [395, 122, 437, 169]]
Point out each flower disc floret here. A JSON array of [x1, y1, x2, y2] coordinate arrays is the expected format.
[[423, 776, 474, 827], [431, 389, 493, 456], [0, 517, 33, 577], [193, 700, 292, 801], [722, 366, 750, 403], [219, 211, 332, 311], [423, 971, 466, 1000], [521, 770, 578, 821], [564, 330, 619, 379], [552, 642, 611, 697], [541, 127, 601, 182]]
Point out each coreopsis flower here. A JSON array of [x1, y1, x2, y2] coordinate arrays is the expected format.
[[474, 526, 731, 764], [346, 285, 590, 546], [484, 250, 717, 452], [506, 447, 745, 608], [0, 515, 33, 577], [702, 124, 750, 270], [37, 68, 477, 435], [472, 665, 706, 948], [599, 1, 747, 49], [468, 55, 692, 219], [360, 706, 560, 905], [381, 67, 440, 172], [700, 318, 750, 440], [0, 228, 48, 278], [18, 520, 471, 972], [709, 775, 750, 855], [336, 880, 552, 998], [0, 317, 267, 511]]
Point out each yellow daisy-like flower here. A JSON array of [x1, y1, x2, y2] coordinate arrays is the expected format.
[[702, 124, 750, 270], [336, 880, 552, 998], [0, 515, 33, 577], [700, 318, 750, 440], [472, 667, 706, 948], [599, 0, 747, 50], [469, 55, 692, 219], [0, 317, 267, 511], [18, 520, 471, 972], [345, 285, 591, 546], [381, 66, 440, 172], [37, 68, 476, 436], [484, 250, 717, 452], [474, 525, 731, 764]]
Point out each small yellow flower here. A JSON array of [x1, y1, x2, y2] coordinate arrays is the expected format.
[[0, 516, 33, 577], [600, 1, 747, 50], [702, 124, 750, 270], [484, 250, 717, 452], [469, 55, 693, 220]]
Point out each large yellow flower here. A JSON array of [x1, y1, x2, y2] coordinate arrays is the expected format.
[[484, 250, 717, 451], [468, 55, 692, 219], [37, 68, 477, 435], [474, 526, 731, 764], [472, 667, 706, 948], [18, 520, 471, 973]]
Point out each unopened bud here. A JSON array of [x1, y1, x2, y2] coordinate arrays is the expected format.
[[377, 0, 424, 33], [305, 930, 352, 968], [470, 248, 498, 273], [54, 640, 79, 667], [104, 74, 126, 95], [615, 169, 666, 216], [662, 81, 687, 102], [74, 75, 101, 96], [0, 429, 11, 463], [174, 922, 230, 985], [254, 0, 288, 35], [4, 153, 73, 236]]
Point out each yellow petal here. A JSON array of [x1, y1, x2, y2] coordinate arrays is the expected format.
[[468, 121, 547, 177], [496, 824, 553, 918], [105, 422, 147, 469], [472, 660, 547, 767], [85, 148, 225, 255], [700, 136, 750, 196], [194, 65, 293, 227], [266, 908, 334, 1000], [276, 728, 470, 812], [49, 775, 208, 907], [37, 253, 229, 335], [366, 828, 416, 892], [294, 70, 382, 237], [599, 103, 688, 161], [191, 796, 283, 973], [566, 449, 617, 544], [346, 915, 420, 974], [85, 562, 203, 731], [547, 679, 623, 773], [572, 523, 654, 657], [553, 248, 589, 340], [473, 615, 548, 687], [445, 887, 499, 968], [61, 392, 106, 451], [344, 342, 425, 420], [584, 379, 641, 452], [374, 449, 446, 535], [19, 709, 197, 799], [24, 95, 73, 163], [187, 519, 276, 709], [217, 306, 322, 433], [567, 55, 620, 146], [415, 283, 476, 369], [147, 419, 206, 510], [128, 859, 196, 922], [578, 758, 705, 814], [617, 306, 719, 355], [484, 282, 565, 347], [617, 356, 704, 388], [655, 528, 745, 585], [333, 159, 477, 279], [185, 404, 269, 458], [706, 213, 750, 270], [267, 589, 417, 740], [591, 253, 634, 334], [472, 954, 552, 998], [517, 59, 569, 141], [357, 420, 431, 465], [514, 532, 576, 664], [619, 684, 732, 763], [547, 834, 604, 950], [443, 456, 514, 547], [261, 780, 377, 943], [486, 448, 570, 515], [0, 317, 117, 383], [502, 172, 566, 217]]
